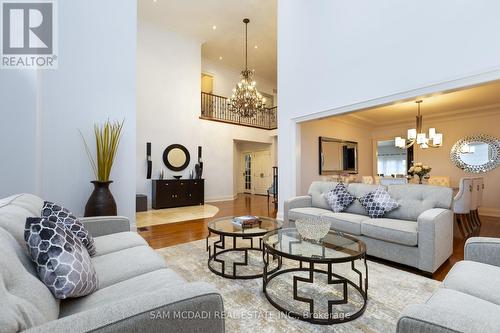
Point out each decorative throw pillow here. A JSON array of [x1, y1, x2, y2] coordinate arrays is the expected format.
[[24, 217, 99, 299], [358, 186, 399, 218], [41, 201, 96, 256], [324, 183, 355, 213]]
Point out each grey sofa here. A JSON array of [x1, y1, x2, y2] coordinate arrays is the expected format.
[[0, 194, 224, 333], [284, 182, 453, 273], [397, 237, 500, 332]]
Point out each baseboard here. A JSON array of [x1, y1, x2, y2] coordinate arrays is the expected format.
[[479, 207, 500, 217], [205, 195, 238, 203]]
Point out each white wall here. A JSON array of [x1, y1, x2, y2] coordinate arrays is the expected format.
[[0, 71, 39, 196], [0, 1, 137, 224], [278, 0, 500, 216], [137, 20, 276, 206]]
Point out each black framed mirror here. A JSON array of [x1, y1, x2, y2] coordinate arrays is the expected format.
[[319, 137, 358, 175], [163, 144, 190, 171]]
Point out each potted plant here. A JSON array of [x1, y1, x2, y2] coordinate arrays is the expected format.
[[80, 120, 124, 216], [408, 163, 431, 184]]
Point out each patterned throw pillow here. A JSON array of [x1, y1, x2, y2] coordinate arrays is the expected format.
[[24, 217, 99, 299], [324, 183, 355, 213], [41, 201, 96, 256], [358, 186, 399, 218]]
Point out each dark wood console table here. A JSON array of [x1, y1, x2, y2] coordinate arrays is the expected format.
[[152, 179, 204, 209]]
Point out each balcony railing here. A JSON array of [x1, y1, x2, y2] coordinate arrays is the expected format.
[[200, 92, 277, 130]]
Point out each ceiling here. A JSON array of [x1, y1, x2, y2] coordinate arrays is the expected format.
[[335, 80, 500, 127], [139, 0, 277, 85]]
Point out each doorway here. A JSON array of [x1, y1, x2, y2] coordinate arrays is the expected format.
[[244, 153, 252, 193], [252, 150, 272, 195], [235, 147, 273, 195], [235, 141, 273, 196], [241, 150, 272, 195], [201, 73, 214, 94]]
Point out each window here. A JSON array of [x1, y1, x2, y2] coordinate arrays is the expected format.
[[376, 140, 408, 176]]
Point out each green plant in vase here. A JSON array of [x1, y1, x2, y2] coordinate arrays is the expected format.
[[80, 119, 124, 216], [408, 163, 431, 184]]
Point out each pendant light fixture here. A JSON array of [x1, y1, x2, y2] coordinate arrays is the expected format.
[[227, 18, 267, 118], [395, 100, 443, 149]]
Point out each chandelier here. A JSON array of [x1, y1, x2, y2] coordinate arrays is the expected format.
[[395, 100, 443, 149], [227, 18, 267, 118]]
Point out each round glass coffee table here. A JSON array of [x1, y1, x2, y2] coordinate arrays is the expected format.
[[262, 228, 368, 325], [206, 216, 282, 279]]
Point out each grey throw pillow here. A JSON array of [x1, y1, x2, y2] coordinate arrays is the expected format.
[[41, 201, 96, 256], [324, 183, 355, 213], [358, 186, 399, 218], [24, 217, 99, 299]]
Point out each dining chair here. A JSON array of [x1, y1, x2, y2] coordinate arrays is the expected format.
[[330, 175, 341, 182], [452, 177, 473, 237], [427, 176, 451, 187], [470, 177, 483, 228], [380, 177, 407, 186], [362, 176, 374, 184]]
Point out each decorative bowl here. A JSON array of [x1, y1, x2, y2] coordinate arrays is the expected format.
[[173, 175, 182, 180], [295, 217, 331, 242]]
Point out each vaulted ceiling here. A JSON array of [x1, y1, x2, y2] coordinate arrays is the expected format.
[[139, 0, 277, 86]]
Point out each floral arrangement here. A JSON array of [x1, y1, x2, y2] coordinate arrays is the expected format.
[[408, 163, 431, 184]]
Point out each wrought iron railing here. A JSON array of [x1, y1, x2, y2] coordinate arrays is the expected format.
[[201, 92, 277, 130]]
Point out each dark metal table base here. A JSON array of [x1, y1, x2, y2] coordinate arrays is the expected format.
[[206, 231, 281, 279], [262, 248, 368, 325]]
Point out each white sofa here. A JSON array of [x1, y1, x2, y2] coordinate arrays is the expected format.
[[0, 194, 224, 333], [284, 181, 454, 274], [397, 237, 500, 332]]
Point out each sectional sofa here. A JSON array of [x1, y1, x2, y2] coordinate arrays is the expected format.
[[0, 194, 224, 333], [284, 181, 454, 274], [397, 237, 500, 332]]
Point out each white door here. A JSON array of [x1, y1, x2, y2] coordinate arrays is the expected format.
[[253, 150, 272, 195], [243, 153, 252, 194]]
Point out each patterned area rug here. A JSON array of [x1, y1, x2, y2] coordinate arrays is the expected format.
[[157, 238, 439, 333], [136, 204, 219, 227]]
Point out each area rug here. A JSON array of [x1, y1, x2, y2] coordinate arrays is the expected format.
[[157, 238, 440, 333], [136, 204, 219, 227]]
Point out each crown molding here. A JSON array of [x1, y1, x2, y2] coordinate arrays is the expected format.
[[370, 103, 500, 130], [324, 114, 373, 129]]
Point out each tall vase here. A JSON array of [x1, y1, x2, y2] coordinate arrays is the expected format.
[[84, 181, 117, 217], [418, 175, 424, 184]]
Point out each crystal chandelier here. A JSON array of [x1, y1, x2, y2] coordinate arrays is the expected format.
[[395, 100, 443, 149], [227, 18, 266, 118]]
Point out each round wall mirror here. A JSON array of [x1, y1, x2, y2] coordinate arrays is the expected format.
[[163, 144, 190, 171], [450, 134, 500, 173]]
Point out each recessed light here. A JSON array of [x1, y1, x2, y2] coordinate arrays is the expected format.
[[219, 56, 223, 60], [212, 25, 217, 30], [254, 45, 258, 49]]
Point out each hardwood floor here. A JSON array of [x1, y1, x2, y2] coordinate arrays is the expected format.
[[138, 194, 500, 281], [138, 194, 277, 249], [433, 214, 500, 281]]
